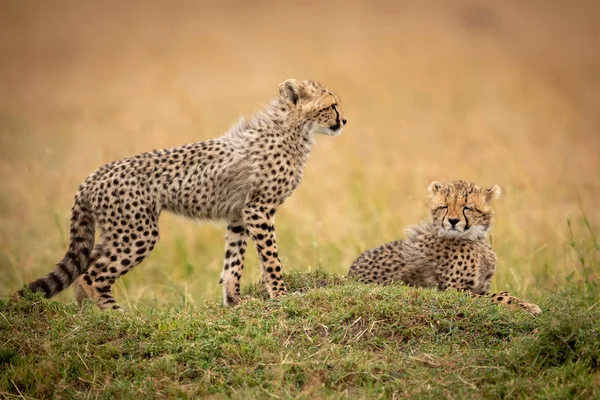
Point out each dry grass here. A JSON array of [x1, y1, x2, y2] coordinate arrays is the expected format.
[[0, 0, 598, 306]]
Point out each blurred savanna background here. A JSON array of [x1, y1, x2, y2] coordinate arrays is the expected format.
[[0, 0, 598, 308]]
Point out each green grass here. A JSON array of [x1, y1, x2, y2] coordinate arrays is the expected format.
[[2, 270, 599, 399]]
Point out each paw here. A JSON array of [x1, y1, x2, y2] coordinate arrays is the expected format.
[[224, 293, 255, 307], [267, 288, 288, 301], [98, 302, 125, 312], [224, 293, 240, 307], [521, 302, 542, 316]]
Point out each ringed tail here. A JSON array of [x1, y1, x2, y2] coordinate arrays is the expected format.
[[18, 194, 95, 298]]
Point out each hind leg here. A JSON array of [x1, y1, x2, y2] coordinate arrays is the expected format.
[[72, 276, 89, 305], [76, 239, 122, 310], [73, 244, 106, 305], [463, 289, 542, 316], [76, 218, 160, 310], [489, 291, 542, 315]]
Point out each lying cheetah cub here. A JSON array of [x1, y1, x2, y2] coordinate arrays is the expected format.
[[19, 79, 347, 310], [349, 180, 542, 315]]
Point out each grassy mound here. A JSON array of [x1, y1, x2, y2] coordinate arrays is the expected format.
[[1, 270, 598, 399]]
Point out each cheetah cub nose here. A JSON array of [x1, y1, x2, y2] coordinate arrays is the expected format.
[[448, 218, 460, 227], [342, 118, 347, 126]]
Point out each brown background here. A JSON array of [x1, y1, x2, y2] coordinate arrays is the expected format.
[[0, 1, 598, 305]]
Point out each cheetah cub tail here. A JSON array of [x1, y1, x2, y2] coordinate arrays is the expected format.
[[18, 194, 95, 299]]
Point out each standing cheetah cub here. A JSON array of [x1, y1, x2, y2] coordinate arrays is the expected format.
[[19, 79, 347, 310], [349, 180, 542, 315]]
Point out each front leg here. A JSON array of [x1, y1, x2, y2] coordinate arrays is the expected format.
[[242, 203, 288, 300], [488, 291, 542, 316], [219, 217, 249, 306]]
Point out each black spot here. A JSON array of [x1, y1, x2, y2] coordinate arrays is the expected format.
[[97, 286, 111, 293], [121, 259, 131, 266], [230, 226, 244, 234]]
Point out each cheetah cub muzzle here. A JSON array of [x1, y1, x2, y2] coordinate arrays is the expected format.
[[348, 180, 542, 315], [18, 79, 347, 310]]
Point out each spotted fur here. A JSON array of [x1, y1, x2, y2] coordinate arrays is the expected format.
[[19, 78, 347, 310], [348, 180, 542, 315]]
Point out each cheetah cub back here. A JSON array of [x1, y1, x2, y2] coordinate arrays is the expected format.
[[18, 79, 347, 310], [349, 180, 542, 315]]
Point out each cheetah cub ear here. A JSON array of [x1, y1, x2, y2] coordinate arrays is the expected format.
[[279, 78, 304, 105], [485, 184, 502, 202], [428, 181, 444, 196]]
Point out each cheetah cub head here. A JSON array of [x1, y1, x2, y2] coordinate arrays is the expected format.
[[279, 78, 347, 136], [428, 180, 502, 240]]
